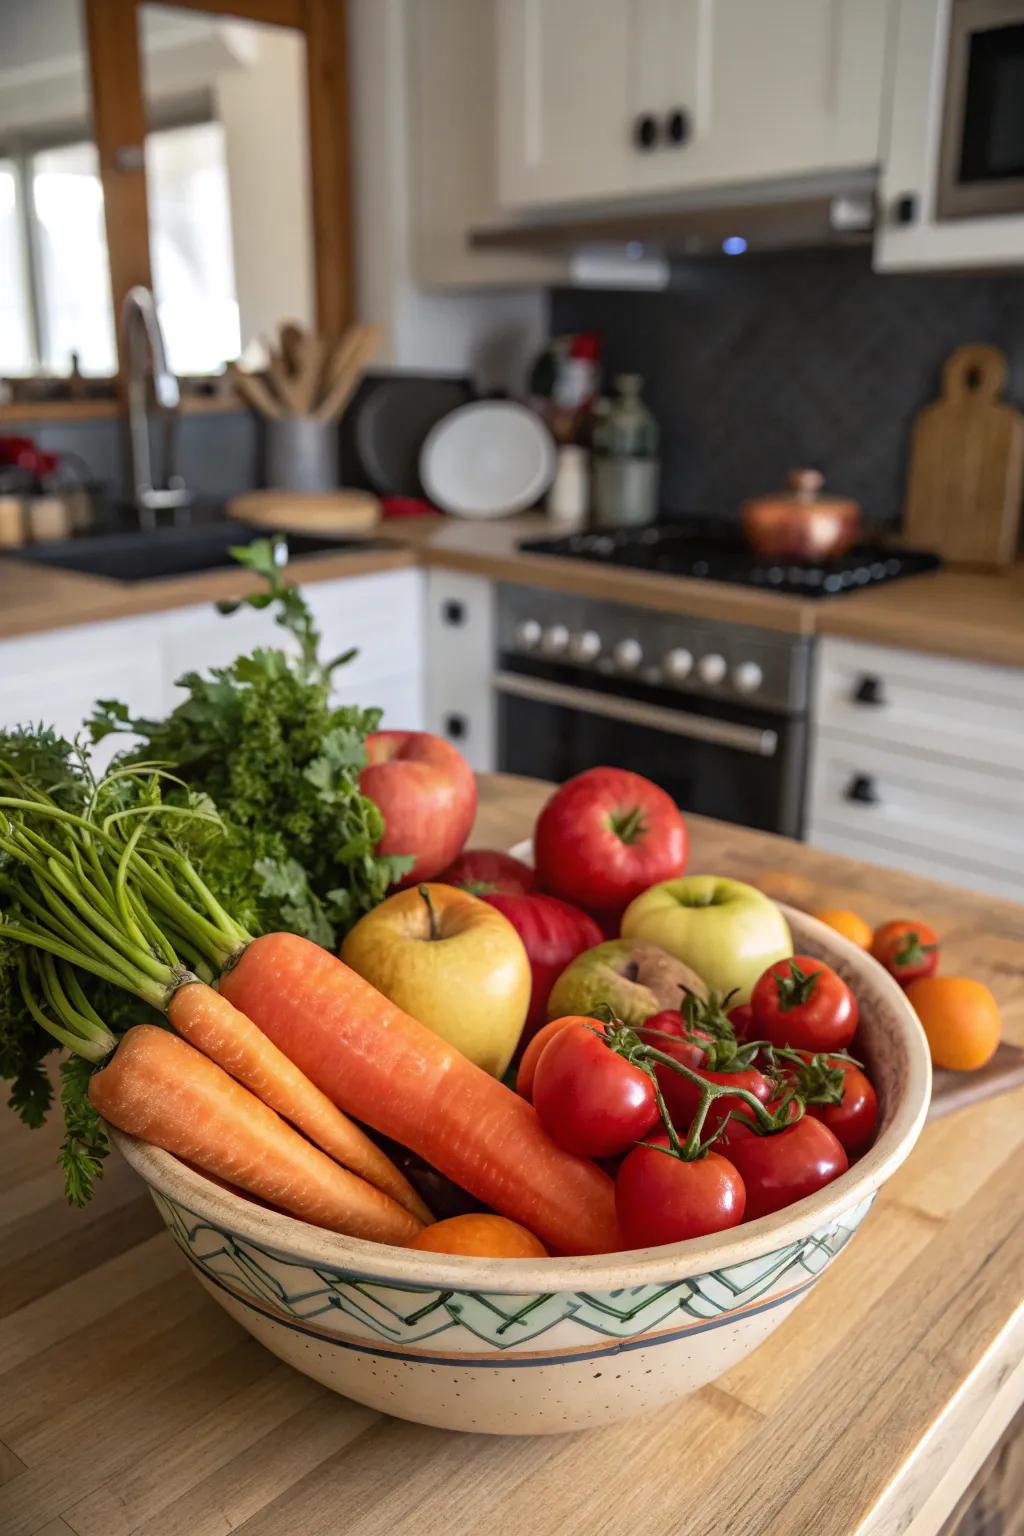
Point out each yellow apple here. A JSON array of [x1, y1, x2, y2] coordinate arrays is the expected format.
[[621, 875, 793, 1003], [340, 883, 531, 1076]]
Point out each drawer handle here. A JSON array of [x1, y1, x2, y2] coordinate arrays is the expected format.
[[844, 773, 880, 806], [852, 674, 885, 707], [666, 108, 691, 146], [634, 113, 659, 150]]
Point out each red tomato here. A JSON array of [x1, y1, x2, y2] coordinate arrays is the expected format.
[[638, 1008, 711, 1070], [616, 1134, 746, 1246], [657, 1061, 773, 1138], [801, 1055, 879, 1156], [750, 955, 858, 1053], [482, 892, 602, 1039], [533, 767, 688, 915], [720, 1094, 802, 1144], [870, 919, 939, 987], [438, 849, 535, 896], [720, 1116, 848, 1219], [728, 1002, 755, 1041], [532, 1020, 659, 1158]]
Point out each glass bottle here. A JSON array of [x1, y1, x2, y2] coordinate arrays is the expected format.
[[590, 374, 659, 528]]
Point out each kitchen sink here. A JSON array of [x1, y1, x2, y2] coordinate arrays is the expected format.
[[12, 521, 387, 583]]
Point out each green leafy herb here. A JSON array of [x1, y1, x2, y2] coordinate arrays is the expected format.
[[89, 540, 409, 948]]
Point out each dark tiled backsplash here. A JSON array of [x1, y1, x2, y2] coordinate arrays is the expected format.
[[550, 248, 1024, 528]]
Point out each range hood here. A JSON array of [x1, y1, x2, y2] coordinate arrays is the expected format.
[[470, 169, 877, 271]]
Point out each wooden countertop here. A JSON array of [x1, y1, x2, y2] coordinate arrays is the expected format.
[[3, 773, 1022, 1536], [2, 512, 1022, 667]]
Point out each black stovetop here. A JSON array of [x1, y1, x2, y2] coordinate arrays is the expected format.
[[519, 521, 942, 599]]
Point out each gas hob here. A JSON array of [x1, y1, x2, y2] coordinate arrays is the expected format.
[[519, 521, 942, 598]]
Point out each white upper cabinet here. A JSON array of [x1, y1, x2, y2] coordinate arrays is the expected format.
[[497, 0, 893, 209]]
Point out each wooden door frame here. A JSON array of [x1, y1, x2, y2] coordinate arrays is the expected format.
[[84, 0, 353, 375]]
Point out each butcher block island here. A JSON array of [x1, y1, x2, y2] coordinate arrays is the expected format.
[[2, 774, 1022, 1536]]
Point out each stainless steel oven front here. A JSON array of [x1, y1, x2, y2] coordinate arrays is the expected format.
[[937, 0, 1024, 220], [494, 585, 812, 839]]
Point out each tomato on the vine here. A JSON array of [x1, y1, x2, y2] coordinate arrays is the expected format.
[[659, 1062, 774, 1138], [616, 1133, 746, 1246], [784, 1051, 878, 1155], [870, 919, 939, 987], [532, 1019, 659, 1158], [750, 955, 858, 1053], [719, 1115, 848, 1220], [728, 1002, 755, 1041], [638, 1008, 711, 1070]]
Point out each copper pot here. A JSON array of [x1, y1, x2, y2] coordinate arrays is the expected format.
[[741, 469, 862, 563]]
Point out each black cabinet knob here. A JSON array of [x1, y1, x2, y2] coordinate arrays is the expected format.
[[445, 714, 467, 740], [666, 108, 691, 146], [634, 113, 659, 150], [893, 193, 917, 225], [442, 600, 466, 626], [844, 773, 880, 806], [853, 674, 885, 706]]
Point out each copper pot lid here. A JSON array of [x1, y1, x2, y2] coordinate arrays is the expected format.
[[745, 469, 860, 514]]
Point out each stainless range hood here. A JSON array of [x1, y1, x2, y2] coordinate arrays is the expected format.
[[470, 168, 877, 272]]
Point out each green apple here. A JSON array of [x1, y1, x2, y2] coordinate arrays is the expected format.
[[621, 875, 792, 1003], [340, 883, 530, 1077], [546, 940, 707, 1028]]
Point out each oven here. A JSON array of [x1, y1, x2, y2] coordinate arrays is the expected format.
[[937, 0, 1024, 220], [494, 586, 811, 838]]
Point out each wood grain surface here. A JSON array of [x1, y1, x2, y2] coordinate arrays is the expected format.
[[2, 774, 1023, 1536]]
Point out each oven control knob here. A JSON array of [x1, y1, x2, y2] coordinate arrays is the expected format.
[[733, 660, 764, 694], [541, 623, 570, 656], [515, 618, 542, 650], [613, 637, 644, 671], [698, 652, 728, 686], [569, 629, 602, 663], [663, 647, 694, 681]]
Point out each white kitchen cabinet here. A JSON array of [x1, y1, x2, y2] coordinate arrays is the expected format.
[[0, 570, 427, 772], [807, 637, 1024, 901], [875, 0, 1024, 272], [0, 615, 168, 769], [423, 569, 496, 772], [497, 0, 892, 209]]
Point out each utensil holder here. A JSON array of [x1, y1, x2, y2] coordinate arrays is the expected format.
[[265, 416, 339, 492]]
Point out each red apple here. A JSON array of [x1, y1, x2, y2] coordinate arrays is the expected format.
[[482, 892, 603, 1042], [360, 730, 477, 885], [439, 848, 535, 897], [534, 767, 688, 915]]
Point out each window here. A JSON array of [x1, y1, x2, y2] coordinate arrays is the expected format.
[[0, 159, 35, 375], [32, 141, 117, 375], [1, 119, 239, 379], [146, 121, 240, 375]]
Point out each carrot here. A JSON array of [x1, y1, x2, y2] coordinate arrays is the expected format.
[[220, 933, 621, 1255], [88, 1025, 424, 1244], [168, 981, 432, 1223]]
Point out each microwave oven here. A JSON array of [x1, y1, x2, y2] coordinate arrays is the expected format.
[[937, 0, 1024, 220]]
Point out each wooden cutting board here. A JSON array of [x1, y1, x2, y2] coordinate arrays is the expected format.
[[928, 1039, 1024, 1120], [904, 343, 1024, 568], [227, 489, 381, 535]]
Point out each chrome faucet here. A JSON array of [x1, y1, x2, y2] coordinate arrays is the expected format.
[[120, 285, 191, 528]]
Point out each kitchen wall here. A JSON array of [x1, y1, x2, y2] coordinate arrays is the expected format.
[[551, 248, 1024, 527]]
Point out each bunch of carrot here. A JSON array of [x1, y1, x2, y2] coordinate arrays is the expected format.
[[1, 773, 619, 1255]]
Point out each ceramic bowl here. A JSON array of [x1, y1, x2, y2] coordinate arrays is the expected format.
[[113, 905, 931, 1435]]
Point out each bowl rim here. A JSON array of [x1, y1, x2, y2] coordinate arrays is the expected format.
[[112, 903, 932, 1294]]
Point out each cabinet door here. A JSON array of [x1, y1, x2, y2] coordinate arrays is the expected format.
[[423, 570, 496, 772], [498, 0, 636, 205], [498, 0, 891, 209]]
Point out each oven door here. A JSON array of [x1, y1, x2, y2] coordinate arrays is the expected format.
[[494, 669, 807, 838], [937, 0, 1024, 220]]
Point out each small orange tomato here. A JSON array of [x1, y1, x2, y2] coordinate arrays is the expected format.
[[516, 1014, 592, 1101], [408, 1214, 548, 1258], [871, 919, 940, 986], [812, 908, 873, 949], [905, 976, 1001, 1071]]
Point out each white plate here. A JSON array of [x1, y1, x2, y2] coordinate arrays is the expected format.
[[419, 401, 556, 519]]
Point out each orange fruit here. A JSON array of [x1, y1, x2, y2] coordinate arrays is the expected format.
[[811, 908, 873, 949], [408, 1213, 548, 1258], [905, 977, 1001, 1071]]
